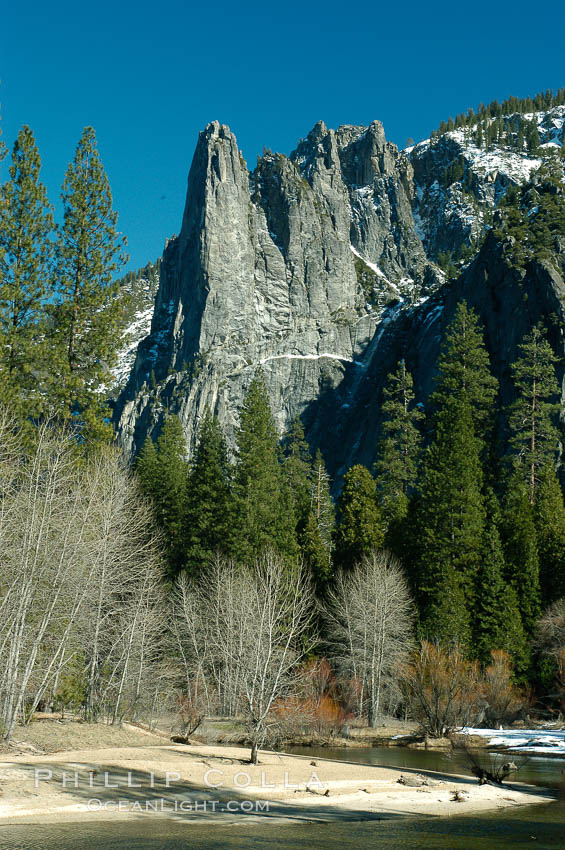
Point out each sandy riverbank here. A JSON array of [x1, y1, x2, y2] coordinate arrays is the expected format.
[[0, 741, 556, 826]]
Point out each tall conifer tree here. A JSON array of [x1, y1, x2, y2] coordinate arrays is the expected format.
[[301, 510, 332, 591], [414, 397, 483, 647], [155, 416, 189, 574], [282, 416, 312, 538], [431, 301, 498, 449], [508, 324, 560, 503], [185, 412, 235, 576], [334, 465, 384, 570], [412, 304, 496, 647], [375, 360, 422, 527], [0, 126, 53, 418], [534, 464, 565, 604], [135, 436, 160, 497], [310, 449, 335, 560], [234, 373, 297, 562], [51, 127, 127, 442], [135, 416, 188, 577], [474, 491, 529, 672], [501, 475, 541, 637]]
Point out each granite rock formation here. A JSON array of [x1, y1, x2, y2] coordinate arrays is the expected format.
[[113, 111, 565, 483]]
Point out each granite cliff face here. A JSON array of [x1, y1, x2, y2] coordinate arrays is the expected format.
[[114, 111, 565, 481], [114, 119, 440, 460]]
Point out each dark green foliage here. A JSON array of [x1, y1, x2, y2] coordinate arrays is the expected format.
[[495, 173, 565, 268], [442, 156, 465, 188], [525, 119, 540, 154], [414, 398, 484, 648], [508, 324, 560, 503], [431, 88, 565, 140], [431, 302, 498, 446], [436, 251, 458, 278], [155, 416, 189, 571], [334, 464, 384, 570], [282, 416, 313, 537], [407, 305, 499, 647], [184, 412, 235, 576], [301, 509, 332, 591], [501, 476, 541, 638], [234, 373, 297, 562], [281, 420, 336, 586], [375, 360, 423, 528], [535, 465, 565, 604], [0, 126, 54, 419], [306, 449, 335, 583], [135, 436, 160, 496], [50, 126, 128, 444], [136, 415, 188, 577], [474, 492, 529, 673]]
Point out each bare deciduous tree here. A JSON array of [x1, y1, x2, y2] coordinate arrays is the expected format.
[[0, 411, 168, 740], [324, 551, 414, 727], [0, 417, 97, 739], [535, 599, 565, 703], [171, 552, 315, 763], [78, 453, 167, 724]]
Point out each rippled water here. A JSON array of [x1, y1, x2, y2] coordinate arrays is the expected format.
[[0, 746, 563, 849]]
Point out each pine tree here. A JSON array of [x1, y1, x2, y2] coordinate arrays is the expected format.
[[310, 449, 335, 553], [414, 397, 484, 648], [281, 416, 312, 538], [51, 127, 128, 443], [185, 412, 236, 576], [474, 491, 529, 672], [501, 475, 541, 637], [0, 126, 54, 418], [135, 436, 160, 496], [136, 416, 188, 577], [234, 373, 297, 562], [508, 324, 560, 503], [334, 464, 384, 570], [517, 121, 524, 153], [301, 510, 332, 591], [155, 416, 189, 572], [535, 464, 565, 604], [431, 302, 498, 447], [375, 360, 423, 528], [526, 120, 540, 154], [409, 304, 497, 647]]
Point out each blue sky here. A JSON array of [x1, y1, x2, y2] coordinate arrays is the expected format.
[[1, 1, 564, 271]]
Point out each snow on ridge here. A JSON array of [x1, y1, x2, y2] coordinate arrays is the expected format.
[[112, 306, 154, 387], [415, 127, 542, 184], [405, 105, 565, 155]]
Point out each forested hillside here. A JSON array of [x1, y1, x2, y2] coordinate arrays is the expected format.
[[1, 90, 565, 747]]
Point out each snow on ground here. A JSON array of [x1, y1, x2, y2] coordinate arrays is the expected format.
[[468, 146, 540, 183], [438, 129, 542, 183], [460, 727, 565, 756]]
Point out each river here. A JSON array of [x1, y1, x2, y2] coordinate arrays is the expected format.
[[0, 746, 563, 849]]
